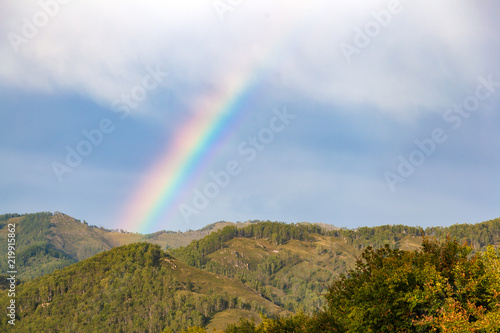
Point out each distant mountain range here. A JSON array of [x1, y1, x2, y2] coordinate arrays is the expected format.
[[1, 212, 499, 331]]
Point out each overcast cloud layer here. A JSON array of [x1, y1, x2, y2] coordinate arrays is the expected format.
[[1, 0, 499, 233]]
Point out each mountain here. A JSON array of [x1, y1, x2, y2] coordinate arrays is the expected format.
[[0, 243, 286, 332], [168, 222, 421, 315], [0, 212, 253, 281], [2, 211, 500, 284], [169, 219, 500, 317], [2, 212, 500, 331]]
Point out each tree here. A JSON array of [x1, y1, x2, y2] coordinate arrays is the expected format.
[[323, 237, 500, 332]]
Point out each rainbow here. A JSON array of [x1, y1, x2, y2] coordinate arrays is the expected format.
[[118, 15, 302, 234], [118, 66, 260, 234]]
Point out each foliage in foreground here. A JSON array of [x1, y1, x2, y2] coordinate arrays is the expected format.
[[219, 237, 500, 332]]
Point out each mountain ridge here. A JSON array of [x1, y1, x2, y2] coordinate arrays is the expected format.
[[2, 212, 500, 331], [0, 212, 342, 280], [2, 212, 500, 282]]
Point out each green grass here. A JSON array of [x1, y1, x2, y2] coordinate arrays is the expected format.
[[206, 309, 262, 332]]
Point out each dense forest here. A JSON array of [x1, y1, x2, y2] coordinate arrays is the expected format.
[[2, 212, 500, 282]]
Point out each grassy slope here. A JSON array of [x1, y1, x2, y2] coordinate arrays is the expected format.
[[168, 257, 285, 315], [206, 309, 262, 332], [47, 213, 119, 259], [204, 234, 422, 313], [144, 221, 255, 249], [208, 234, 422, 280]]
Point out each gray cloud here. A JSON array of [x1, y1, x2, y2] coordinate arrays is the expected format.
[[1, 1, 496, 118]]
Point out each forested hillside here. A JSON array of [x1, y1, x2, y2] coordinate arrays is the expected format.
[[224, 237, 500, 332], [0, 213, 77, 280], [2, 212, 500, 331], [169, 219, 500, 316], [0, 213, 252, 280], [2, 212, 499, 283], [0, 243, 284, 332]]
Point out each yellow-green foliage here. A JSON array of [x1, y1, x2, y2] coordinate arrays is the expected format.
[[227, 237, 500, 332]]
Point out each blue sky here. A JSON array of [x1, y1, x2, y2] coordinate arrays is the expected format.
[[1, 0, 499, 233]]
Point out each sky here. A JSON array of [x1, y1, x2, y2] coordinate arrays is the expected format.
[[1, 0, 499, 233]]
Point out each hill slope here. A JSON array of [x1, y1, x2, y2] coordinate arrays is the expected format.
[[2, 211, 500, 284], [0, 213, 252, 280], [169, 219, 500, 314], [0, 243, 285, 332], [2, 213, 500, 331]]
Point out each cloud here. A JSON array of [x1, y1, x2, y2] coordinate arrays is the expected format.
[[1, 0, 496, 120]]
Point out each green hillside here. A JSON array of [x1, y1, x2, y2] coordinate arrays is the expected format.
[[169, 222, 421, 314], [225, 237, 500, 332], [0, 213, 252, 281], [0, 213, 77, 280], [2, 212, 500, 331], [0, 243, 285, 332], [169, 219, 500, 316], [3, 212, 499, 283]]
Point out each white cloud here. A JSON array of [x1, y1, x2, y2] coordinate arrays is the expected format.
[[0, 0, 496, 119]]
